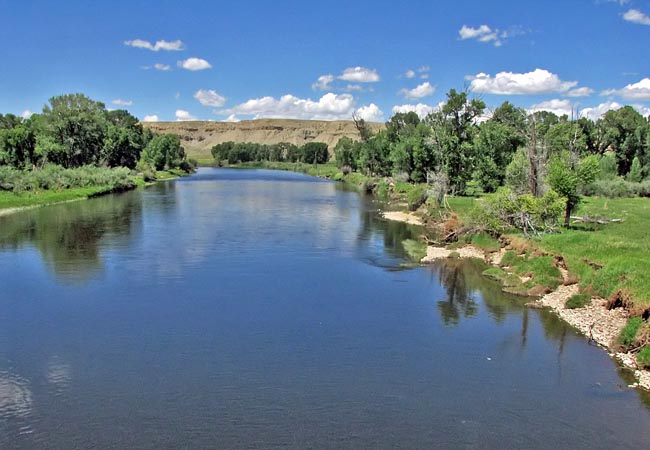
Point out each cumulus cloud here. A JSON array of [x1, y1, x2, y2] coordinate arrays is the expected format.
[[623, 9, 650, 25], [178, 57, 212, 71], [392, 103, 442, 118], [400, 81, 435, 99], [175, 110, 198, 121], [143, 115, 159, 122], [566, 87, 594, 97], [339, 67, 380, 83], [312, 74, 335, 90], [124, 39, 184, 51], [154, 63, 171, 71], [528, 99, 576, 117], [459, 25, 502, 46], [468, 68, 578, 95], [111, 99, 133, 106], [601, 78, 650, 101], [405, 70, 416, 79], [194, 89, 226, 107], [313, 67, 380, 91], [355, 103, 384, 122], [21, 110, 32, 119], [218, 93, 379, 121]]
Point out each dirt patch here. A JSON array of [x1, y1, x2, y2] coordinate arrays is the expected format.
[[382, 211, 424, 226], [421, 245, 485, 263]]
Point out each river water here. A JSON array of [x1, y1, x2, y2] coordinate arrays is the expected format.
[[0, 168, 649, 449]]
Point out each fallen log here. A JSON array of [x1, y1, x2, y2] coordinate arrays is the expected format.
[[570, 216, 623, 224]]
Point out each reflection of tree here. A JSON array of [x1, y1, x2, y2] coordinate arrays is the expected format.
[[435, 260, 478, 326], [0, 192, 141, 282], [357, 206, 419, 263]]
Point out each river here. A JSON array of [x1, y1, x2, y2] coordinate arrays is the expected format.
[[1, 168, 649, 449]]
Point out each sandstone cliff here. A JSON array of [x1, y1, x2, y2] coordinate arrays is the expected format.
[[143, 119, 383, 158]]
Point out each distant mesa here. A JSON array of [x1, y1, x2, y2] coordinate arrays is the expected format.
[[142, 118, 383, 158]]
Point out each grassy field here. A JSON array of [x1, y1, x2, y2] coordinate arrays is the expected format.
[[537, 197, 650, 313], [0, 185, 124, 210]]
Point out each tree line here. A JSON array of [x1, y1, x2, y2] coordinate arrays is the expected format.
[[211, 141, 329, 165], [0, 93, 193, 174]]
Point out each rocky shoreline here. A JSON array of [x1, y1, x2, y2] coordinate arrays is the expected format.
[[382, 210, 650, 391]]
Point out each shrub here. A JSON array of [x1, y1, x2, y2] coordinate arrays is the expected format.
[[406, 185, 428, 211], [566, 293, 591, 309]]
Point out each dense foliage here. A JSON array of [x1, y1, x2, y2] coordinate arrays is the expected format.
[[327, 90, 650, 204], [211, 141, 329, 165], [0, 94, 189, 174]]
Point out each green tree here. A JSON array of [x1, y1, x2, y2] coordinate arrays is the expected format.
[[426, 89, 486, 194], [334, 136, 359, 169], [0, 124, 36, 168], [140, 134, 187, 170], [300, 142, 329, 164], [627, 156, 643, 182], [474, 119, 524, 192], [547, 154, 600, 227]]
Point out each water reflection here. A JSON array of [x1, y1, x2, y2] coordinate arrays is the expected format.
[[0, 371, 32, 420], [0, 192, 142, 282]]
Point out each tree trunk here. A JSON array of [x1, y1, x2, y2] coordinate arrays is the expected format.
[[564, 200, 572, 228]]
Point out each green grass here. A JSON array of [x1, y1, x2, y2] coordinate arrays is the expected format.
[[402, 239, 427, 261], [470, 232, 501, 253], [618, 317, 643, 348], [0, 186, 119, 210], [637, 347, 650, 369], [566, 293, 592, 309], [538, 197, 650, 311]]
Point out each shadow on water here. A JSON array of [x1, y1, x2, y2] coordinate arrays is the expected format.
[[0, 190, 143, 283]]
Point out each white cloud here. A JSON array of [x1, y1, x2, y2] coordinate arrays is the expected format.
[[175, 92, 181, 99], [459, 25, 528, 47], [143, 115, 159, 122], [459, 25, 501, 46], [400, 81, 435, 99], [623, 9, 650, 25], [602, 78, 650, 101], [313, 67, 380, 91], [405, 70, 416, 79], [312, 74, 335, 90], [175, 110, 198, 121], [338, 67, 380, 83], [111, 99, 133, 106], [528, 99, 576, 117], [219, 93, 365, 120], [392, 103, 442, 118], [193, 89, 226, 107], [124, 39, 184, 51], [154, 63, 171, 71], [566, 87, 594, 97], [355, 103, 384, 122], [468, 68, 578, 95], [21, 110, 32, 119], [178, 57, 212, 71]]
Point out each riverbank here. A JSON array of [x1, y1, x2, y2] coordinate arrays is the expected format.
[[231, 161, 650, 390], [382, 210, 650, 390], [0, 169, 190, 216]]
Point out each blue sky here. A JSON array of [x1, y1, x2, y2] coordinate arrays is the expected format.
[[1, 0, 649, 122]]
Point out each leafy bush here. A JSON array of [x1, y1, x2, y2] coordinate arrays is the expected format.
[[582, 178, 650, 198], [406, 184, 428, 211], [0, 165, 136, 193], [566, 293, 591, 309], [474, 187, 565, 236]]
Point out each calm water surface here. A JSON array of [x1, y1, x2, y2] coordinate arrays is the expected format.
[[1, 168, 649, 449]]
